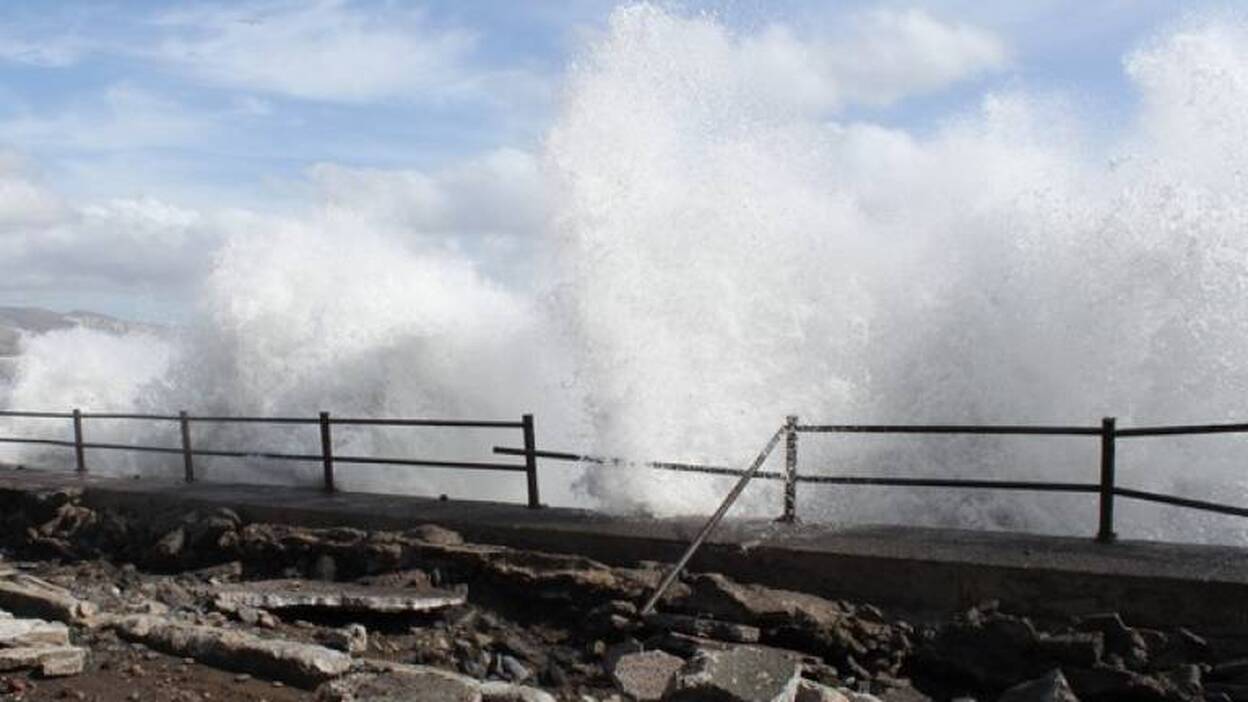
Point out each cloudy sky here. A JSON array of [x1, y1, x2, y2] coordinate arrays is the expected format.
[[0, 0, 1213, 322]]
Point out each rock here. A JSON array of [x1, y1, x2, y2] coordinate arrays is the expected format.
[[498, 655, 531, 683], [1159, 664, 1202, 701], [1063, 666, 1169, 701], [998, 670, 1079, 702], [0, 574, 98, 624], [665, 647, 802, 702], [1073, 614, 1148, 671], [796, 679, 851, 702], [213, 579, 466, 614], [407, 525, 464, 546], [610, 650, 683, 701], [115, 615, 351, 688], [320, 624, 367, 655], [236, 606, 262, 626], [913, 611, 1045, 690], [479, 681, 558, 702], [152, 528, 186, 560], [1035, 632, 1102, 668], [317, 665, 482, 701], [0, 645, 87, 677], [646, 612, 761, 643], [676, 573, 845, 629]]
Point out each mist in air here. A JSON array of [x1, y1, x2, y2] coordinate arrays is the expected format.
[[4, 4, 1248, 545]]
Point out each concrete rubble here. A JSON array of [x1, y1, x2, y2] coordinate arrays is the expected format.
[[0, 608, 87, 678], [316, 661, 556, 702], [114, 614, 354, 687], [0, 484, 1245, 700], [610, 650, 684, 700], [0, 572, 98, 624], [214, 578, 467, 614], [665, 646, 803, 701]]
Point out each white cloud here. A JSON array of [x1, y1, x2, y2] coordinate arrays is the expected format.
[[149, 0, 480, 103], [0, 158, 220, 299]]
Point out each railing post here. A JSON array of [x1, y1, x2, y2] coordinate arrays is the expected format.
[[72, 408, 85, 475], [179, 411, 194, 483], [522, 413, 541, 509], [1097, 416, 1117, 543], [778, 415, 799, 523], [320, 411, 335, 493]]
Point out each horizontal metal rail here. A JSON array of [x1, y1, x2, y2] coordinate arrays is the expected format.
[[331, 418, 524, 428], [493, 446, 784, 480], [80, 412, 181, 421], [333, 455, 526, 472], [0, 437, 77, 448], [185, 415, 321, 425], [794, 474, 1100, 492], [0, 410, 74, 419], [1117, 423, 1248, 437], [796, 423, 1100, 436], [1114, 487, 1248, 518]]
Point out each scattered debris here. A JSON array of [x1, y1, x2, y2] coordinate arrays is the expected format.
[[0, 484, 1242, 701]]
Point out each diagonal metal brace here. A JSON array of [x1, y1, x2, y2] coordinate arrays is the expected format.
[[639, 425, 787, 615]]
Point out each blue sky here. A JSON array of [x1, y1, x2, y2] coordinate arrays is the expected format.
[[0, 0, 1222, 321]]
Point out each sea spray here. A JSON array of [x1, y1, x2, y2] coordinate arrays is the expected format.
[[4, 5, 1248, 543]]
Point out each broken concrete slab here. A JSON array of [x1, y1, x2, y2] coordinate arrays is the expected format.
[[316, 665, 482, 702], [676, 573, 846, 628], [0, 574, 97, 624], [0, 645, 86, 677], [610, 650, 683, 701], [214, 579, 466, 614], [115, 615, 351, 688], [665, 646, 802, 702], [314, 661, 557, 702], [0, 611, 71, 648]]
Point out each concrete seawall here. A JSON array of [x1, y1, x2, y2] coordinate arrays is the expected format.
[[2, 466, 1245, 631]]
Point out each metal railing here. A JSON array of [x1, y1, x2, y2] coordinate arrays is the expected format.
[[6, 407, 1248, 540], [496, 415, 1248, 543], [0, 409, 543, 508]]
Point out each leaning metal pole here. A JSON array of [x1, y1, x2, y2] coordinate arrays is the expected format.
[[639, 425, 788, 615]]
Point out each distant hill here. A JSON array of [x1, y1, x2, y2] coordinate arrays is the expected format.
[[0, 306, 162, 379]]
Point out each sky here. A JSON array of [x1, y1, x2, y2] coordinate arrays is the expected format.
[[0, 0, 1219, 322]]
